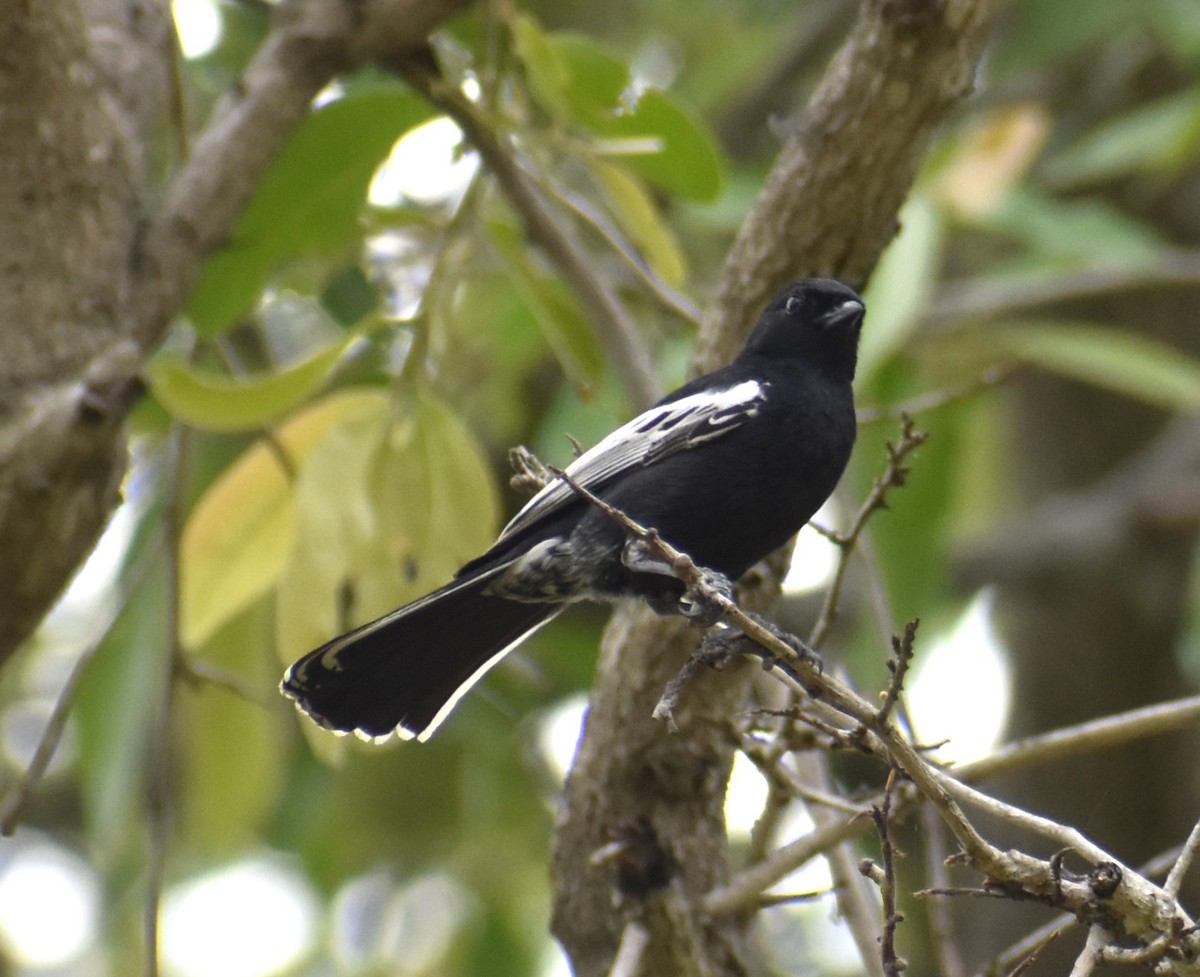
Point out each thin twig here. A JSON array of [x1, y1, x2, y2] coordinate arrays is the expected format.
[[797, 751, 887, 977], [1100, 919, 1188, 965], [1067, 925, 1109, 977], [0, 552, 146, 834], [877, 619, 919, 725], [857, 366, 1013, 425], [755, 888, 833, 907], [705, 806, 873, 915], [146, 419, 193, 977], [956, 695, 1200, 783], [809, 415, 927, 648], [1005, 929, 1063, 977], [606, 920, 650, 977], [1166, 815, 1200, 898], [177, 657, 274, 707], [920, 798, 966, 977], [868, 770, 906, 976]]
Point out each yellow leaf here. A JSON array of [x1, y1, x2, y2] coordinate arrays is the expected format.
[[275, 387, 500, 753], [592, 160, 687, 286], [180, 388, 388, 649], [934, 103, 1051, 218]]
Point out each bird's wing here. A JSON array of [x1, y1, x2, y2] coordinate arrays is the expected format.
[[498, 378, 768, 541]]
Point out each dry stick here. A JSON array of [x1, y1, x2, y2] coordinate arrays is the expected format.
[[877, 620, 918, 726], [1006, 930, 1064, 977], [1068, 925, 1109, 977], [798, 749, 887, 977]]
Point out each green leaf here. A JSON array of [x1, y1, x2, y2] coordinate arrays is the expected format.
[[186, 86, 433, 334], [991, 322, 1200, 412], [273, 400, 388, 664], [598, 89, 723, 202], [591, 159, 687, 286], [74, 557, 168, 861], [509, 15, 721, 201], [512, 17, 630, 126], [550, 33, 630, 125], [1045, 90, 1200, 185], [177, 603, 289, 855], [511, 14, 575, 121], [983, 187, 1163, 265], [147, 337, 357, 432], [485, 218, 605, 397], [859, 195, 943, 385], [180, 388, 388, 649], [368, 389, 501, 594], [275, 385, 500, 654], [998, 0, 1140, 70]]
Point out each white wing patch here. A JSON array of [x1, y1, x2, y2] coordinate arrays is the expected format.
[[499, 379, 768, 541]]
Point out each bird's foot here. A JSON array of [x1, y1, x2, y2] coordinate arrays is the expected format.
[[700, 614, 823, 673], [677, 569, 735, 627]]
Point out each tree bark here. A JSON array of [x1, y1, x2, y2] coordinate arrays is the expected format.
[[550, 1, 1005, 973], [0, 0, 168, 661], [0, 0, 467, 669]]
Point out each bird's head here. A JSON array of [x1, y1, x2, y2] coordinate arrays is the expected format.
[[742, 278, 865, 382]]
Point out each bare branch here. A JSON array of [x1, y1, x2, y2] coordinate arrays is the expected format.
[[956, 695, 1200, 783]]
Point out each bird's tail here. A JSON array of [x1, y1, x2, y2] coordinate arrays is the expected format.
[[281, 567, 560, 742]]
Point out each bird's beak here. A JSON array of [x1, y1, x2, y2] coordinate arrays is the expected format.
[[819, 299, 865, 329]]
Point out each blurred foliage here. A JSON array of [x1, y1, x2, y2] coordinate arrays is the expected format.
[[4, 1, 1200, 975]]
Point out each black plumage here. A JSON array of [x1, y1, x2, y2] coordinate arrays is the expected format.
[[282, 278, 865, 741]]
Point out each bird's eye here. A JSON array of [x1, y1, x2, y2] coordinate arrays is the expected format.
[[785, 295, 802, 314]]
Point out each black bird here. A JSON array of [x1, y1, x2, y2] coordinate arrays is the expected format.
[[282, 278, 865, 742]]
